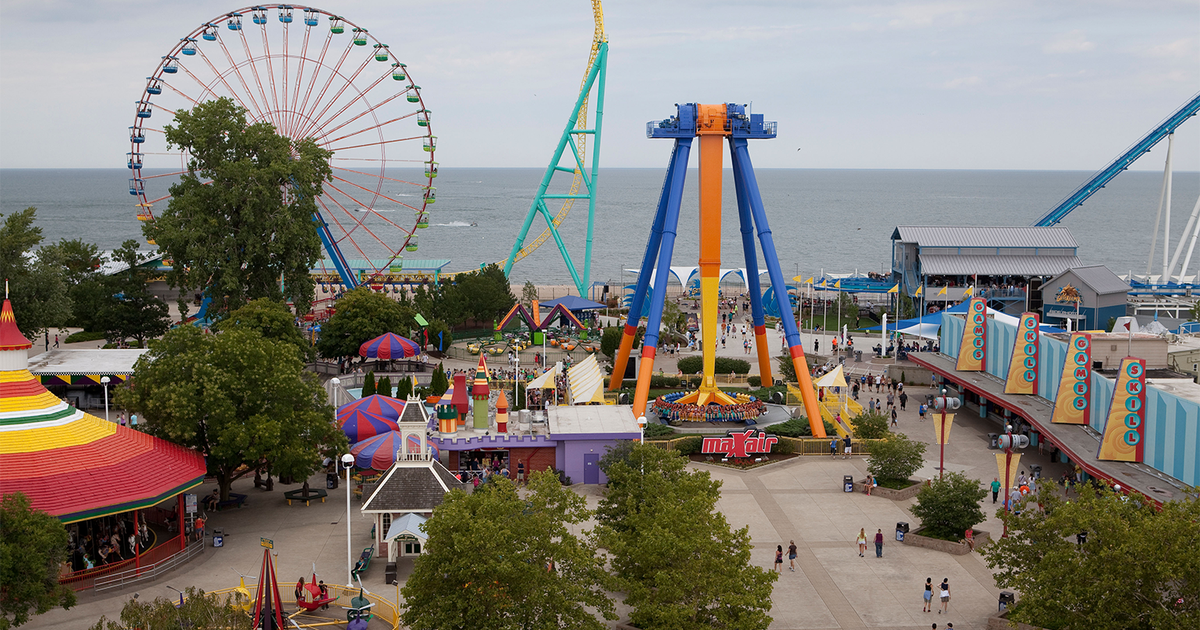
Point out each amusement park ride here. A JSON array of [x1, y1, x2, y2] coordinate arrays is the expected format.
[[607, 103, 825, 436], [129, 4, 437, 291]]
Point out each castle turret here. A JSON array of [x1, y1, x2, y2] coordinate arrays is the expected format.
[[436, 387, 457, 434], [496, 390, 509, 433], [471, 356, 490, 429], [451, 372, 468, 426]]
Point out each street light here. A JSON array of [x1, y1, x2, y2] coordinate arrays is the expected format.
[[637, 415, 647, 444], [341, 453, 355, 586], [330, 377, 341, 415], [100, 376, 111, 423]]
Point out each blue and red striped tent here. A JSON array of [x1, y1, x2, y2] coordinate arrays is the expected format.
[[338, 394, 407, 421], [351, 431, 439, 470], [339, 409, 400, 444], [359, 333, 421, 360]]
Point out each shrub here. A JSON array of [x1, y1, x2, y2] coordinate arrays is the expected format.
[[362, 371, 377, 397], [715, 357, 751, 374], [377, 376, 392, 398], [850, 411, 890, 439], [866, 434, 927, 484], [643, 423, 675, 439], [774, 351, 797, 382], [677, 355, 702, 374], [770, 439, 795, 455], [764, 417, 835, 438], [674, 436, 703, 455], [65, 330, 107, 344], [747, 376, 761, 387], [910, 471, 987, 540]]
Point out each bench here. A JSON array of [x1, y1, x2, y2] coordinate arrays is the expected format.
[[215, 493, 248, 511], [283, 488, 328, 506]]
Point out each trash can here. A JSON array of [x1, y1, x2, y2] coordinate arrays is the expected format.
[[843, 475, 855, 493], [326, 472, 339, 490], [999, 591, 1015, 611], [895, 521, 909, 542], [1030, 465, 1042, 479], [385, 562, 398, 585], [212, 528, 224, 548], [988, 433, 999, 449], [855, 350, 863, 362]]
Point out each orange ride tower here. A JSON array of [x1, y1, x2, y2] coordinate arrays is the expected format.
[[607, 103, 824, 435]]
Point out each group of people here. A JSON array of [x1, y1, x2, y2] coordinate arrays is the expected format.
[[67, 513, 149, 572], [652, 399, 765, 423]]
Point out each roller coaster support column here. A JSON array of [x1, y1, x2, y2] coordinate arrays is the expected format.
[[608, 145, 681, 391], [631, 139, 692, 417], [732, 148, 774, 386], [730, 136, 823, 436]]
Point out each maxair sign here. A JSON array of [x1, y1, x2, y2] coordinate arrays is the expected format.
[[702, 430, 778, 458]]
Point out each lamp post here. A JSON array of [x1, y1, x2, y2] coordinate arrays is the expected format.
[[100, 376, 111, 423], [330, 377, 340, 416], [637, 415, 646, 444], [341, 453, 355, 586]]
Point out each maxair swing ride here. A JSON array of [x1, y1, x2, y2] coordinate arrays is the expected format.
[[608, 104, 825, 437]]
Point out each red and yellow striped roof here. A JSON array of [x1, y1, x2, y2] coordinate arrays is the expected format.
[[0, 300, 205, 523]]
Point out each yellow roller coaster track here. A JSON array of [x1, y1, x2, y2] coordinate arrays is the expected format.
[[496, 0, 606, 269]]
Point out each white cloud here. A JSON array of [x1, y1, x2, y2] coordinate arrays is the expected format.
[[942, 76, 983, 89], [1043, 30, 1096, 54], [1141, 38, 1197, 59]]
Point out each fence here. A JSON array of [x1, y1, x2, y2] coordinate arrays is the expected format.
[[92, 537, 206, 592], [204, 583, 402, 630]]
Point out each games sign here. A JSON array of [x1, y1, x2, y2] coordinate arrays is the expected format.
[[1004, 312, 1040, 395], [1098, 357, 1146, 463], [702, 430, 778, 458], [956, 298, 987, 371], [1052, 333, 1092, 425]]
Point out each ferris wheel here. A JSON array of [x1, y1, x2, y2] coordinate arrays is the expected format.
[[128, 4, 436, 290]]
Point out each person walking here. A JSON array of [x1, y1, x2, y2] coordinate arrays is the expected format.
[[874, 529, 884, 557], [843, 434, 852, 459], [830, 436, 839, 458], [991, 477, 1001, 504], [923, 577, 934, 612], [856, 528, 867, 557], [787, 540, 797, 571], [900, 391, 908, 410], [774, 545, 784, 573], [890, 407, 898, 427], [938, 578, 951, 614]]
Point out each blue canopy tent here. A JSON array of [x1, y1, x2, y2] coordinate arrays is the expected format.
[[864, 305, 1066, 337], [539, 295, 606, 311]]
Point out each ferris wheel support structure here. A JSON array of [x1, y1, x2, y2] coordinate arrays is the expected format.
[[502, 1, 608, 298]]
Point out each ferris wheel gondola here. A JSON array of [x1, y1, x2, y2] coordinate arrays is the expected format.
[[129, 4, 436, 289]]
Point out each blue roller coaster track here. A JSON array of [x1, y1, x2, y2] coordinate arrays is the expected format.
[[1033, 92, 1200, 227]]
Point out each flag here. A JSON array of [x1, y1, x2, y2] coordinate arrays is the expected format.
[[887, 283, 899, 294], [964, 285, 974, 296], [805, 276, 814, 285], [834, 280, 842, 289], [915, 285, 923, 296], [937, 286, 948, 296]]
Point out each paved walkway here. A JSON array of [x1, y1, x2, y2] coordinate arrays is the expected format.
[[35, 381, 1058, 629]]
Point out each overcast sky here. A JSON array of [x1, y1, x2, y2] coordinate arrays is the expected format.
[[1, 0, 1197, 170]]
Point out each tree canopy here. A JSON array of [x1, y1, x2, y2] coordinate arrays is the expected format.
[[1, 492, 76, 629], [88, 587, 251, 630], [984, 483, 1200, 629], [92, 240, 170, 346], [596, 444, 777, 630], [400, 472, 615, 630], [0, 208, 71, 338], [865, 433, 926, 483], [213, 298, 310, 360], [315, 287, 415, 360], [144, 97, 331, 317], [117, 326, 345, 500], [409, 264, 515, 327], [909, 471, 986, 540]]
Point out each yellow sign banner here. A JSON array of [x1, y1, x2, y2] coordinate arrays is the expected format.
[[1098, 358, 1146, 462], [956, 298, 987, 371], [1052, 333, 1092, 424], [933, 412, 955, 445], [1004, 312, 1040, 395], [995, 453, 1021, 489]]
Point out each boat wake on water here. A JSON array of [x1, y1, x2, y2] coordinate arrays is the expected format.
[[435, 221, 477, 227]]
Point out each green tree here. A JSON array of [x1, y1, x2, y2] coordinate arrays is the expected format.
[[38, 238, 103, 331], [214, 298, 309, 360], [94, 240, 170, 347], [426, 317, 453, 352], [88, 587, 251, 630], [144, 97, 332, 318], [984, 483, 1200, 630], [0, 208, 71, 338], [400, 472, 614, 630], [116, 326, 346, 500], [413, 265, 515, 327], [865, 433, 926, 484], [377, 376, 392, 398], [396, 376, 413, 399], [521, 280, 538, 307], [909, 471, 986, 540], [430, 363, 449, 397], [0, 493, 76, 629], [850, 411, 889, 439], [596, 444, 777, 630], [362, 372, 377, 397], [775, 350, 798, 382], [315, 287, 414, 360], [601, 325, 643, 360]]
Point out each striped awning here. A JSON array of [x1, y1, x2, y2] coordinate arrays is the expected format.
[[567, 354, 605, 405], [0, 300, 206, 522]]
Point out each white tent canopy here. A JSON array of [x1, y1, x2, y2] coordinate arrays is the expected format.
[[568, 354, 605, 405], [814, 365, 848, 389], [527, 363, 562, 390]]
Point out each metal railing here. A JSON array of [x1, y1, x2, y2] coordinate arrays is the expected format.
[[93, 538, 206, 592]]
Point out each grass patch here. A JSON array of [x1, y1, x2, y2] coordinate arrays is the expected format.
[[65, 330, 106, 344], [877, 477, 919, 491]]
